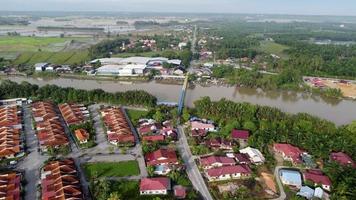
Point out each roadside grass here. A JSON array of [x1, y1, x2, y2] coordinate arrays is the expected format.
[[83, 161, 140, 179], [126, 109, 148, 127], [258, 41, 289, 59]]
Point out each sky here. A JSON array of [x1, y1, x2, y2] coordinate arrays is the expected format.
[[1, 0, 356, 16]]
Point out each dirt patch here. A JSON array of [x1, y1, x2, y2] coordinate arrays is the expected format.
[[261, 172, 277, 193], [323, 80, 356, 98]]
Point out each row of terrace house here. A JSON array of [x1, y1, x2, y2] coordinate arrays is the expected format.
[[58, 103, 90, 144], [32, 101, 69, 152], [0, 172, 21, 200], [40, 158, 84, 200], [0, 105, 25, 160], [58, 103, 89, 126], [100, 107, 135, 146]]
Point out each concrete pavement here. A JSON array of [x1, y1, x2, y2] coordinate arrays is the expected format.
[[177, 126, 213, 200], [272, 166, 287, 200]]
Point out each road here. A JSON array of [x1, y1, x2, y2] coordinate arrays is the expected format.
[[177, 126, 213, 200], [191, 25, 197, 55], [272, 166, 287, 200], [16, 104, 49, 200]]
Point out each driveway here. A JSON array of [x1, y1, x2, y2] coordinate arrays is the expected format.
[[177, 126, 213, 200]]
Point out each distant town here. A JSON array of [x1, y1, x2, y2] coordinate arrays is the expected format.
[[0, 11, 355, 200]]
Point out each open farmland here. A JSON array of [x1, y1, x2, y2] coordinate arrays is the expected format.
[[12, 51, 89, 65]]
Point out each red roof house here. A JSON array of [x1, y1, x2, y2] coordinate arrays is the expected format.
[[145, 148, 178, 166], [330, 152, 355, 167], [304, 169, 332, 191], [140, 178, 171, 195], [200, 156, 236, 169], [231, 129, 249, 141], [205, 165, 252, 182], [0, 172, 21, 200], [173, 185, 186, 199], [142, 135, 165, 143], [273, 143, 304, 164]]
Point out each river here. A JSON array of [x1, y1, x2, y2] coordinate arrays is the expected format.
[[4, 76, 356, 126]]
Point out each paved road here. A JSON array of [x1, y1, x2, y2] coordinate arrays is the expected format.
[[272, 166, 287, 200], [16, 104, 49, 200], [177, 126, 213, 200]]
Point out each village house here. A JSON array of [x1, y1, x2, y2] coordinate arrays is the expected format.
[[41, 158, 84, 200], [205, 164, 252, 182], [0, 172, 21, 200], [231, 129, 249, 147], [330, 152, 355, 167], [140, 177, 171, 195], [273, 143, 304, 164], [205, 138, 233, 150], [145, 148, 178, 167], [74, 129, 89, 144], [303, 169, 332, 191], [239, 147, 265, 165], [191, 121, 216, 132], [200, 156, 236, 169], [233, 153, 251, 165], [173, 185, 186, 199]]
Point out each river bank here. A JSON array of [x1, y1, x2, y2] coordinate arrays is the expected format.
[[2, 76, 356, 125]]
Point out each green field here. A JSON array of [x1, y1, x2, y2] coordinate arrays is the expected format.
[[0, 36, 89, 52], [12, 51, 89, 65], [126, 109, 148, 126], [83, 161, 140, 179], [258, 41, 289, 59]]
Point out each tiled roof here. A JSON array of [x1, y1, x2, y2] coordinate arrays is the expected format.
[[142, 135, 165, 142], [101, 107, 135, 145], [41, 158, 83, 200], [330, 152, 355, 167], [304, 169, 331, 186], [191, 121, 215, 130], [74, 129, 89, 142], [145, 148, 178, 166], [140, 177, 170, 191], [231, 129, 249, 140], [274, 143, 304, 163], [0, 127, 21, 158], [58, 103, 88, 126], [207, 165, 252, 177], [32, 101, 69, 149], [0, 172, 21, 200], [200, 156, 236, 167]]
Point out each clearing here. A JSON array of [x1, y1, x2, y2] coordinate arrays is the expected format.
[[258, 41, 289, 59], [126, 109, 149, 127], [83, 161, 140, 179]]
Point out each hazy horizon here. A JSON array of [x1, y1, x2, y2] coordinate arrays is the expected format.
[[1, 0, 356, 17]]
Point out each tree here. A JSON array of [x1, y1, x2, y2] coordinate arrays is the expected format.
[[153, 110, 164, 123], [182, 108, 190, 122], [108, 192, 121, 200], [147, 165, 155, 177]]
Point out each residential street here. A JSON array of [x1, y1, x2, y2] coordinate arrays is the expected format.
[[272, 166, 287, 200], [16, 104, 49, 200], [177, 126, 213, 200]]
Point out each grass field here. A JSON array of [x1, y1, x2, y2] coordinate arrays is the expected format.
[[126, 109, 148, 126], [12, 51, 89, 65], [258, 41, 289, 59], [83, 161, 140, 179], [0, 36, 89, 52]]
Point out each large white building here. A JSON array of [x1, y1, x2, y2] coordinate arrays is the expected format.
[[92, 57, 182, 76]]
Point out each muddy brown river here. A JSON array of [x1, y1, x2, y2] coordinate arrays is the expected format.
[[4, 76, 356, 125]]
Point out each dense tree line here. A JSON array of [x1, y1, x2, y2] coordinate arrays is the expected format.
[[0, 80, 156, 107], [89, 37, 130, 59], [193, 97, 356, 199]]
